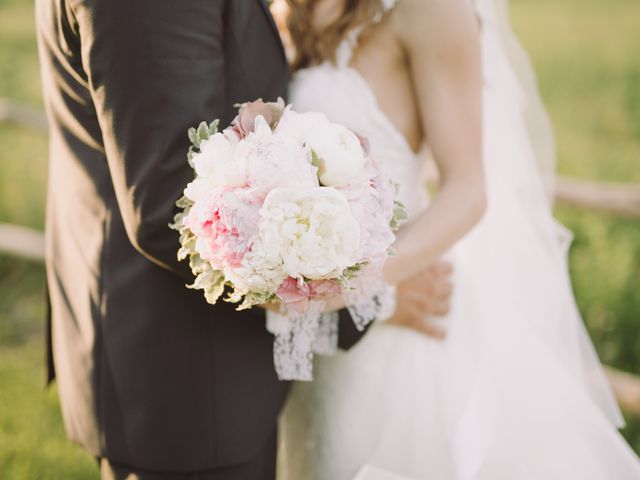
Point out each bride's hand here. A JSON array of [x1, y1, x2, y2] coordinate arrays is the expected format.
[[387, 261, 453, 340]]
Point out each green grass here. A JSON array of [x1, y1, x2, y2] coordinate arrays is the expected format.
[[511, 0, 640, 183], [0, 256, 98, 479], [0, 0, 43, 105], [0, 0, 639, 476], [0, 0, 48, 229], [513, 0, 640, 450], [0, 125, 48, 230], [511, 0, 640, 366]]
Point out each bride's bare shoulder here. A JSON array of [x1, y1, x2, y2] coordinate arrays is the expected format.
[[391, 0, 479, 49]]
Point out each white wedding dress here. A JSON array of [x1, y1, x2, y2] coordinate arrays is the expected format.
[[277, 1, 640, 479]]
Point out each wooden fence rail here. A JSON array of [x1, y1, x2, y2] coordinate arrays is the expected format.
[[0, 223, 46, 262], [0, 97, 49, 132], [555, 177, 640, 219]]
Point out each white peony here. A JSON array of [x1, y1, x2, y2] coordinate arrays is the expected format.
[[223, 238, 287, 294], [242, 116, 319, 197], [276, 110, 366, 186], [275, 110, 331, 144], [192, 130, 246, 187], [183, 176, 216, 203], [257, 187, 360, 280]]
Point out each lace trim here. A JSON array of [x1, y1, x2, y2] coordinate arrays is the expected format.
[[342, 259, 396, 330], [267, 301, 328, 381], [266, 274, 396, 381], [335, 0, 400, 68]]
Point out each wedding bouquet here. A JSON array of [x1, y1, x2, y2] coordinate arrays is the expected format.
[[172, 99, 406, 380]]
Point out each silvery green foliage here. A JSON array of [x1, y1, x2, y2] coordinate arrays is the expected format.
[[170, 120, 228, 306], [187, 120, 220, 168]]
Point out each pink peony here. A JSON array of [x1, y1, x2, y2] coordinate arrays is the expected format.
[[185, 188, 262, 270], [337, 156, 396, 262]]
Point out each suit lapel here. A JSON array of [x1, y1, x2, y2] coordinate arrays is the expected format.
[[255, 0, 287, 62]]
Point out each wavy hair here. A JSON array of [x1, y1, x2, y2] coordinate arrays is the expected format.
[[278, 0, 385, 71]]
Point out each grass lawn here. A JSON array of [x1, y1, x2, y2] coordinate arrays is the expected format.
[[0, 0, 639, 477]]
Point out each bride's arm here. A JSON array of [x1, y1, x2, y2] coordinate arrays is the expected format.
[[384, 0, 486, 285]]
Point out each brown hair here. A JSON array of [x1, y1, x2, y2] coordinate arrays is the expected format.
[[279, 0, 385, 71]]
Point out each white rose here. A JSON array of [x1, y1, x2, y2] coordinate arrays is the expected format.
[[276, 110, 366, 186], [257, 187, 360, 280], [192, 131, 246, 187]]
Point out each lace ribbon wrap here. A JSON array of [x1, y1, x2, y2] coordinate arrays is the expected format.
[[266, 276, 396, 381]]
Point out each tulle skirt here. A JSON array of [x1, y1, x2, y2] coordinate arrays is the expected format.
[[278, 198, 640, 479]]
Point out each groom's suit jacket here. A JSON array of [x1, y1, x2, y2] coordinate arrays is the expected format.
[[36, 0, 365, 472]]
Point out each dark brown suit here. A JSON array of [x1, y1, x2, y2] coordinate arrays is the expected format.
[[36, 0, 364, 476]]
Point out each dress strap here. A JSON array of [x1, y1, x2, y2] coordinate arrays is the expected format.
[[335, 0, 400, 68]]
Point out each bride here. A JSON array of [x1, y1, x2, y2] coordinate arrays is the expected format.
[[274, 0, 640, 479]]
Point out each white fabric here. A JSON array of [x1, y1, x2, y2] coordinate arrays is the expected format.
[[352, 465, 416, 480], [278, 1, 640, 479], [486, 0, 557, 204]]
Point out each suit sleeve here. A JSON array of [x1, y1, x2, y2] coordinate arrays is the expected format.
[[74, 0, 227, 279]]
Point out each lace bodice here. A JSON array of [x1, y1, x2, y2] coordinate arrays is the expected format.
[[288, 0, 428, 219]]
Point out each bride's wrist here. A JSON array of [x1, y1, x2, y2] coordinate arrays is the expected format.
[[383, 256, 403, 286]]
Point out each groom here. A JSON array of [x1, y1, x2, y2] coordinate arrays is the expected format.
[[36, 0, 453, 478]]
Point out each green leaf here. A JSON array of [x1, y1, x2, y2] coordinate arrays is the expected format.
[[188, 127, 199, 148], [175, 195, 193, 209], [390, 200, 409, 231], [310, 150, 325, 179], [187, 146, 196, 169], [187, 119, 220, 151], [208, 119, 220, 136], [196, 121, 209, 143], [204, 274, 226, 304]]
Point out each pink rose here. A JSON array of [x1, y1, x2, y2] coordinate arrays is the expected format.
[[185, 188, 262, 270], [230, 98, 286, 138]]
